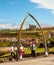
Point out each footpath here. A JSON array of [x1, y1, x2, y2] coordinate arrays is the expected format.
[[0, 54, 54, 65]]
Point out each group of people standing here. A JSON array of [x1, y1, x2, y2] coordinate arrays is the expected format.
[[10, 44, 24, 60], [10, 41, 36, 61]]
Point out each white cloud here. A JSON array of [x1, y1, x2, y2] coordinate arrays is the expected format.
[[30, 0, 54, 14], [0, 18, 29, 29], [0, 23, 18, 29], [0, 23, 29, 30]]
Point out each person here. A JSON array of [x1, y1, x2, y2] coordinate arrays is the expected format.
[[19, 44, 24, 60], [30, 42, 36, 57], [10, 44, 15, 60]]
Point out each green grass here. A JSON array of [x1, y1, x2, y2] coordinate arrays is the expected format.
[[49, 47, 54, 52], [35, 48, 45, 53], [24, 47, 54, 54], [0, 47, 54, 58], [24, 47, 31, 54], [24, 47, 45, 54]]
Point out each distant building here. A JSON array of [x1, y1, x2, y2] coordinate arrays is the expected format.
[[29, 24, 36, 30]]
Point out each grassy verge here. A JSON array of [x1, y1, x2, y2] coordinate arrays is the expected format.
[[24, 47, 54, 54], [49, 47, 54, 52], [0, 47, 54, 58]]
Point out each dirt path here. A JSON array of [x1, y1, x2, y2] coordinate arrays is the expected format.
[[0, 54, 54, 65]]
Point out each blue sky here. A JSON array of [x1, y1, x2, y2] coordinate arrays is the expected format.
[[0, 0, 54, 29]]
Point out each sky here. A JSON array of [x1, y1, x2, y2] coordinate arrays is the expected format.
[[0, 0, 54, 29]]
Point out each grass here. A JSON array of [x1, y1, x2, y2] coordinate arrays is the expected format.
[[0, 47, 54, 58], [24, 47, 54, 54], [24, 47, 45, 54], [35, 48, 45, 53], [0, 47, 54, 62], [49, 47, 54, 52], [24, 47, 31, 54]]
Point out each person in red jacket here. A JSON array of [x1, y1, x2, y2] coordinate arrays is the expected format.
[[20, 44, 24, 60]]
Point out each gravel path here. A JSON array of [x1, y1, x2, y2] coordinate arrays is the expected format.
[[0, 55, 54, 65]]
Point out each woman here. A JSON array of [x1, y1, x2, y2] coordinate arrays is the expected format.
[[20, 44, 24, 60]]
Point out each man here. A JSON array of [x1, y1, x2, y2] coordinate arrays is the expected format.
[[30, 42, 36, 57], [10, 44, 15, 59]]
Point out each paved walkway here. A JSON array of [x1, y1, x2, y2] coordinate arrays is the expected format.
[[0, 55, 54, 65]]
